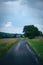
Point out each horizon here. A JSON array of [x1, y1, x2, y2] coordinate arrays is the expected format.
[[0, 0, 43, 34], [0, 31, 23, 34]]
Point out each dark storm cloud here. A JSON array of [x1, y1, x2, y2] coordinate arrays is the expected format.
[[0, 0, 17, 2], [24, 0, 43, 3], [23, 0, 43, 10]]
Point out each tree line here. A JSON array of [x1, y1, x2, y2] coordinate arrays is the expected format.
[[0, 32, 23, 38]]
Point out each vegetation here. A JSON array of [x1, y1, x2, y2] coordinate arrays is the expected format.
[[0, 32, 23, 38], [26, 38, 43, 61], [0, 38, 19, 56], [23, 25, 43, 39]]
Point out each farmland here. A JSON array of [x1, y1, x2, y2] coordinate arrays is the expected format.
[[26, 38, 43, 61], [0, 38, 19, 56]]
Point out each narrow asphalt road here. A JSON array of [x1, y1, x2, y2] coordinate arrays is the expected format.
[[0, 38, 43, 65]]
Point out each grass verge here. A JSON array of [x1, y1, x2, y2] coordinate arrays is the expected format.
[[26, 38, 43, 61], [0, 38, 19, 56]]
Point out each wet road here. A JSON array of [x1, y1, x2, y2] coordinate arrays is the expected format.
[[0, 38, 43, 65]]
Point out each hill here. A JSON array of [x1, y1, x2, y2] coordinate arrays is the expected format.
[[0, 32, 23, 38]]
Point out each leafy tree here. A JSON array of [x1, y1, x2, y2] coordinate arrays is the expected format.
[[23, 25, 40, 39], [39, 31, 43, 36]]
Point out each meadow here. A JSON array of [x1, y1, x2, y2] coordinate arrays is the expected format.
[[0, 38, 19, 56], [26, 37, 43, 61]]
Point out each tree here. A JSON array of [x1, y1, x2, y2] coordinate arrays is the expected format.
[[23, 25, 40, 39], [39, 31, 43, 36]]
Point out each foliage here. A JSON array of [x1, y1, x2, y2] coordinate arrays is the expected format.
[[23, 25, 43, 39], [0, 32, 23, 38]]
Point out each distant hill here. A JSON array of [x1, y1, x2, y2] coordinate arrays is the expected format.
[[0, 32, 23, 38]]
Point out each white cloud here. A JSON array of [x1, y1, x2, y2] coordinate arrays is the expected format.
[[0, 26, 23, 34], [35, 24, 43, 32], [4, 22, 12, 27]]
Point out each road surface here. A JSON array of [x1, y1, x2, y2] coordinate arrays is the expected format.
[[0, 38, 43, 65]]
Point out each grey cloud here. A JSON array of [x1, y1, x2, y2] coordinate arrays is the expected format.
[[0, 0, 17, 2], [23, 0, 43, 10], [26, 0, 43, 3], [23, 0, 43, 23]]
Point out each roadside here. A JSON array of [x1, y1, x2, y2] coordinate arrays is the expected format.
[[0, 38, 19, 57], [0, 38, 42, 65], [26, 38, 43, 62]]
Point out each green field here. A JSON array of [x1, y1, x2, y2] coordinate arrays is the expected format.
[[26, 38, 43, 61], [0, 38, 19, 56]]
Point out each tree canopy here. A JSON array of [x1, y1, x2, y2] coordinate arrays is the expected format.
[[23, 25, 42, 39]]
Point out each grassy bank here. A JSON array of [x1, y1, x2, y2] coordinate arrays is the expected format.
[[0, 38, 19, 56], [26, 38, 43, 61]]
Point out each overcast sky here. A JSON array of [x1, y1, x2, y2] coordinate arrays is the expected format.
[[0, 0, 43, 33]]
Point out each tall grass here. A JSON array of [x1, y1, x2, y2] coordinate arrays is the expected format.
[[0, 38, 19, 56], [26, 38, 43, 61]]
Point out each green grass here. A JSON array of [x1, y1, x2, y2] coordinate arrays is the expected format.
[[26, 38, 43, 61], [0, 38, 19, 56]]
